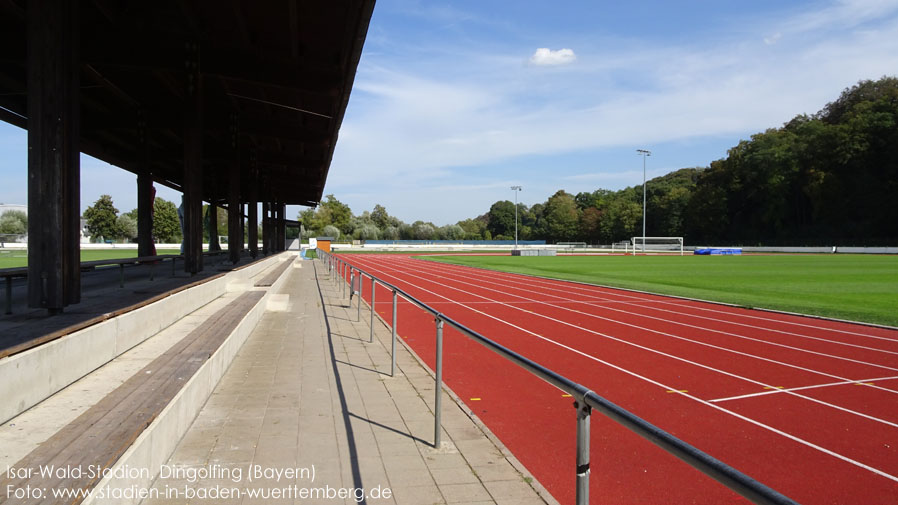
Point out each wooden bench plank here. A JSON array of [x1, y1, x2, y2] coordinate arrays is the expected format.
[[254, 259, 293, 287], [0, 290, 264, 503]]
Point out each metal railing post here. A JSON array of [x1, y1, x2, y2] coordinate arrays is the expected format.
[[348, 268, 353, 302], [575, 401, 592, 505], [391, 290, 397, 377], [357, 272, 363, 321], [434, 317, 444, 448], [369, 277, 376, 343]]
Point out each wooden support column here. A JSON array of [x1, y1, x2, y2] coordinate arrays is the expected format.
[[228, 173, 240, 263], [227, 113, 241, 263], [248, 151, 258, 258], [267, 202, 274, 254], [183, 42, 203, 274], [277, 203, 286, 251], [239, 203, 245, 255], [261, 202, 270, 255], [27, 0, 80, 311], [208, 202, 220, 252], [137, 172, 154, 257], [136, 109, 155, 258], [272, 202, 279, 252]]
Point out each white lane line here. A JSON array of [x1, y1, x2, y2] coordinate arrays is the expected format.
[[346, 255, 898, 483], [351, 256, 898, 427], [416, 258, 898, 352], [401, 258, 898, 382], [418, 256, 898, 343], [710, 376, 898, 403]]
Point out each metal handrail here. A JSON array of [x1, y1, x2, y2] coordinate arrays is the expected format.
[[316, 249, 799, 505]]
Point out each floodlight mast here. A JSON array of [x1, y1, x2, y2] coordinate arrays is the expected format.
[[511, 186, 522, 250], [636, 149, 651, 253]]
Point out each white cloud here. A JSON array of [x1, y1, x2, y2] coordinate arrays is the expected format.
[[763, 32, 782, 45], [529, 48, 577, 66]]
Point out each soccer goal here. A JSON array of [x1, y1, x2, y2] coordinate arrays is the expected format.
[[631, 237, 684, 255]]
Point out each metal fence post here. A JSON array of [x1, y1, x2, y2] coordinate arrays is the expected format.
[[348, 268, 353, 301], [357, 272, 363, 321], [575, 401, 592, 505], [391, 290, 397, 377], [434, 317, 444, 448], [369, 277, 376, 343]]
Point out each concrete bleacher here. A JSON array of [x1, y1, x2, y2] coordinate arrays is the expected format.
[[0, 254, 552, 505], [0, 253, 290, 425]]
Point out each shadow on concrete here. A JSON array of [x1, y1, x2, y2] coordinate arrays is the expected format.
[[334, 358, 390, 377], [313, 261, 369, 505]]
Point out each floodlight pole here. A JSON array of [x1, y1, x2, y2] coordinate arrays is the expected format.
[[511, 186, 522, 250], [636, 149, 651, 253]]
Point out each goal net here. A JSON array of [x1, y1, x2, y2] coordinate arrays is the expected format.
[[631, 237, 684, 255]]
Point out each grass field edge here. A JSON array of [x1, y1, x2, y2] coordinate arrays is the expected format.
[[418, 255, 898, 332]]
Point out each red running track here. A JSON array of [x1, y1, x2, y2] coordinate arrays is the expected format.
[[333, 253, 898, 505]]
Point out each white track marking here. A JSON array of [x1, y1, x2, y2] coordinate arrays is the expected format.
[[349, 256, 898, 426], [419, 256, 898, 342], [343, 255, 898, 483], [416, 258, 898, 351], [390, 258, 898, 384], [710, 376, 898, 403]]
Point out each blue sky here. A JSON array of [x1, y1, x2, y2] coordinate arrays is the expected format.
[[2, 0, 898, 225]]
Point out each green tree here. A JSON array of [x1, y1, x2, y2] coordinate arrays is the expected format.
[[382, 225, 400, 240], [602, 198, 642, 242], [0, 210, 27, 234], [116, 215, 138, 241], [412, 221, 435, 240], [153, 198, 182, 243], [322, 224, 341, 240], [83, 195, 119, 241], [439, 224, 465, 240], [320, 194, 352, 234], [579, 207, 602, 244], [487, 200, 515, 238], [457, 217, 487, 240], [370, 204, 391, 229], [299, 207, 322, 236], [543, 190, 579, 242], [354, 224, 380, 240]]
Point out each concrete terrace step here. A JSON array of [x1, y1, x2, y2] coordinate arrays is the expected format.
[[0, 253, 290, 425], [0, 292, 264, 504], [0, 252, 297, 504], [253, 258, 295, 287]]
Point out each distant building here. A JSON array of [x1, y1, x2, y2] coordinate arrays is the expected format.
[[0, 203, 27, 216], [80, 218, 91, 243]]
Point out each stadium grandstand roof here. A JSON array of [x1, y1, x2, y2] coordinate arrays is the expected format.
[[0, 0, 374, 207]]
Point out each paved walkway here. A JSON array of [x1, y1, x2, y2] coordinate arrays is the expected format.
[[143, 259, 553, 505]]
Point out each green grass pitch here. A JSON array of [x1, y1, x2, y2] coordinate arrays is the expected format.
[[422, 254, 898, 327], [0, 249, 181, 269]]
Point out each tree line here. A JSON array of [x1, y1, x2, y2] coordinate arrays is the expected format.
[[82, 195, 183, 243], [301, 77, 897, 246]]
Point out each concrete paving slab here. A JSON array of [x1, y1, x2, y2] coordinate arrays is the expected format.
[[138, 258, 554, 505]]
